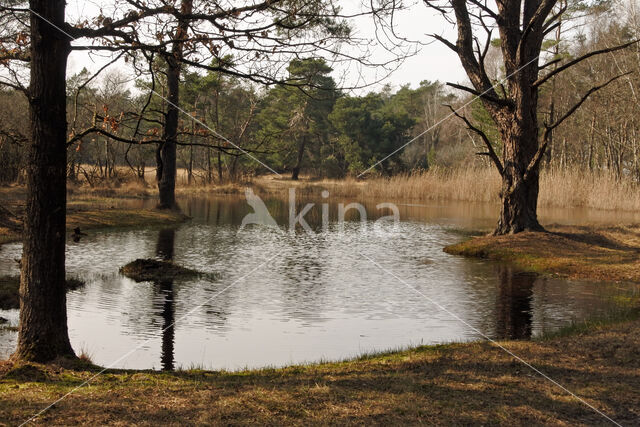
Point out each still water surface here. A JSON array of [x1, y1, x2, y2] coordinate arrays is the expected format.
[[0, 196, 638, 370]]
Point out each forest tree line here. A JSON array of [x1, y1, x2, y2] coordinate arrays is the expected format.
[[1, 2, 638, 186]]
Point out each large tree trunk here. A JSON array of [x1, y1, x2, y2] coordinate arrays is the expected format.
[[496, 166, 543, 234], [157, 59, 179, 209], [494, 92, 544, 235], [14, 0, 75, 362], [157, 0, 192, 210]]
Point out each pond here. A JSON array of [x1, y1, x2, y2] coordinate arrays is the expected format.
[[0, 195, 639, 370]]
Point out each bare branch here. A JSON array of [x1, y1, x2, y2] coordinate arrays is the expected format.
[[534, 39, 639, 87], [446, 104, 503, 175], [545, 72, 631, 134]]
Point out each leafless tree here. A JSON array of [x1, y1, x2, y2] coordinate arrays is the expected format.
[[425, 0, 636, 234]]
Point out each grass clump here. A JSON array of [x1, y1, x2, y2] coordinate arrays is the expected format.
[[119, 259, 201, 282]]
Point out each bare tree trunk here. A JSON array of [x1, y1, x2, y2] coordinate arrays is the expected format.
[[207, 146, 212, 184], [588, 114, 596, 170], [14, 0, 75, 362], [187, 145, 193, 186], [291, 136, 306, 180], [157, 58, 179, 208], [495, 105, 544, 234], [187, 99, 197, 186], [157, 0, 192, 209]]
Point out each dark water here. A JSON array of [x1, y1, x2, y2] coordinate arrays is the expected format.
[[0, 196, 638, 370]]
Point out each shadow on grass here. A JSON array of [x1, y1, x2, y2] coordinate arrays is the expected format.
[[2, 321, 640, 424]]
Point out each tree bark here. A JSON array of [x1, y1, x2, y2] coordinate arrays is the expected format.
[[14, 0, 75, 362], [291, 136, 306, 180], [495, 102, 544, 234], [157, 59, 179, 209], [157, 0, 192, 210]]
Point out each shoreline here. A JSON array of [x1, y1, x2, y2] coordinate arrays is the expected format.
[[0, 193, 189, 247], [1, 315, 639, 424], [444, 224, 640, 283]]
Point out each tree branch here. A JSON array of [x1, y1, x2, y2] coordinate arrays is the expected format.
[[534, 39, 639, 87], [446, 105, 503, 175], [446, 82, 512, 107], [545, 72, 631, 135]]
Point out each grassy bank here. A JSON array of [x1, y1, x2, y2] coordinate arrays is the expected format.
[[0, 190, 188, 246], [0, 317, 639, 425], [445, 224, 640, 282]]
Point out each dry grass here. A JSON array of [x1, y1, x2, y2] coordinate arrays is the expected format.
[[0, 192, 188, 246], [539, 168, 640, 211], [0, 318, 639, 425], [243, 167, 640, 212], [446, 223, 640, 282], [9, 166, 640, 211]]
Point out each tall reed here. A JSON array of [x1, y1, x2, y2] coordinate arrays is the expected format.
[[312, 167, 640, 212]]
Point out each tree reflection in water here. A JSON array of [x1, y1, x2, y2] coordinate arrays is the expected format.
[[495, 267, 536, 339], [155, 228, 176, 371]]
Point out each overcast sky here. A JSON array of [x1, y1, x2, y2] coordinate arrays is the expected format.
[[65, 0, 469, 94]]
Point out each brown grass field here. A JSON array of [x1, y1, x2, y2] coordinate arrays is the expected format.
[[264, 167, 640, 212], [0, 316, 639, 425]]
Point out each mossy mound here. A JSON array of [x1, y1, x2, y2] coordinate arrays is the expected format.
[[0, 276, 86, 310], [3, 363, 49, 382], [119, 259, 201, 282]]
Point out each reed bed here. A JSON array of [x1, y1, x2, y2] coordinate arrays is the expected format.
[[305, 167, 640, 212], [59, 164, 640, 212]]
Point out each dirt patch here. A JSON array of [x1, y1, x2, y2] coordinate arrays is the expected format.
[[119, 259, 201, 282]]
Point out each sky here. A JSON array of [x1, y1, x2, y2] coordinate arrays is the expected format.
[[64, 0, 469, 94], [337, 0, 468, 91]]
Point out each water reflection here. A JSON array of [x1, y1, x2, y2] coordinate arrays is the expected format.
[[0, 195, 639, 370], [495, 267, 535, 339], [155, 228, 176, 371]]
